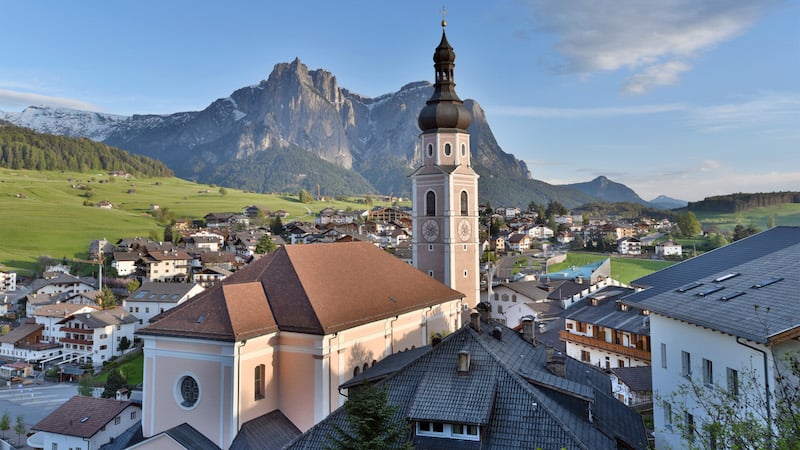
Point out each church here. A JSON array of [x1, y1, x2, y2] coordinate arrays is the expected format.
[[136, 21, 481, 450]]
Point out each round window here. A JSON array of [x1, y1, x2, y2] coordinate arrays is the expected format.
[[444, 143, 452, 156], [426, 144, 434, 158], [178, 375, 199, 408]]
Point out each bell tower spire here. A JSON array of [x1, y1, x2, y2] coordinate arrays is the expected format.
[[411, 19, 480, 309]]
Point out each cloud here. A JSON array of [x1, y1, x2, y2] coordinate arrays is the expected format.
[[0, 89, 100, 112], [523, 0, 770, 93], [488, 103, 685, 119], [688, 91, 800, 132], [621, 61, 692, 94]]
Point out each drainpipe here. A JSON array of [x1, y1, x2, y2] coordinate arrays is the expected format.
[[735, 337, 772, 449]]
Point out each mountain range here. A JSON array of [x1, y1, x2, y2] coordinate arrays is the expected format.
[[0, 58, 685, 210]]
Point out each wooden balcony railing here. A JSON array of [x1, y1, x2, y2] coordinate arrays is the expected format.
[[560, 330, 651, 361]]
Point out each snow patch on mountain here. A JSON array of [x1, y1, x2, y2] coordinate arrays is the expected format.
[[0, 106, 129, 141]]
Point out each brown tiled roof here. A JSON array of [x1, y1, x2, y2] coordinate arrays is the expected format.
[[31, 396, 133, 438], [139, 242, 463, 340], [0, 322, 43, 344]]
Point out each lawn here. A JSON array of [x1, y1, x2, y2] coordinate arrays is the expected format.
[[94, 350, 144, 386], [547, 252, 676, 285], [692, 203, 800, 233], [0, 168, 402, 274]]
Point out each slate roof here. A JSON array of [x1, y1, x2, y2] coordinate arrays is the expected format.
[[341, 346, 431, 390], [160, 423, 221, 450], [31, 396, 134, 438], [138, 242, 464, 340], [230, 410, 301, 450], [622, 227, 800, 344], [0, 321, 43, 344], [286, 319, 648, 450], [611, 366, 652, 393], [565, 287, 649, 335], [128, 281, 201, 304], [58, 306, 138, 328], [29, 273, 97, 292], [496, 280, 550, 302]]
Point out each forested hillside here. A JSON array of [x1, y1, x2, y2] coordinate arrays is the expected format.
[[688, 192, 800, 213], [0, 124, 173, 177]]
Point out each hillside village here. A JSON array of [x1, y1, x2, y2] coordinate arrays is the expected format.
[[0, 22, 797, 450]]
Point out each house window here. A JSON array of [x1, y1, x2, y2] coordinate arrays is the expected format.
[[681, 351, 692, 378], [512, 295, 517, 302], [145, 307, 149, 313], [52, 444, 57, 450], [661, 343, 667, 368], [576, 322, 587, 333], [581, 350, 591, 362], [130, 411, 136, 420], [618, 359, 625, 367], [426, 191, 436, 216], [416, 422, 479, 441], [703, 358, 713, 385], [727, 367, 739, 398], [460, 191, 468, 216], [663, 401, 673, 429], [255, 364, 265, 400], [501, 294, 508, 302], [428, 270, 434, 277], [684, 412, 695, 442], [115, 416, 121, 425]]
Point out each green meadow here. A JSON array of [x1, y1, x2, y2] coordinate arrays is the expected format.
[[547, 252, 676, 285], [691, 203, 800, 233], [0, 168, 398, 275]]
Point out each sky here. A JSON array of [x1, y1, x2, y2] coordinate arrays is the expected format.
[[1, 1, 798, 202]]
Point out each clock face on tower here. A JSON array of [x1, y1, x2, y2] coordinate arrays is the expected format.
[[458, 219, 471, 242], [422, 219, 440, 242]]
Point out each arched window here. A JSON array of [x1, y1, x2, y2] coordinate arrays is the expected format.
[[353, 366, 360, 377], [444, 143, 452, 156], [426, 191, 436, 216], [460, 191, 468, 216], [461, 143, 467, 157], [426, 143, 434, 158]]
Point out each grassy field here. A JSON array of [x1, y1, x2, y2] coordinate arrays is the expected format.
[[0, 168, 400, 275], [692, 203, 800, 233], [94, 351, 144, 386], [547, 252, 676, 285]]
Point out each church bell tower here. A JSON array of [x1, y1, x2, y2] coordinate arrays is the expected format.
[[412, 20, 480, 307]]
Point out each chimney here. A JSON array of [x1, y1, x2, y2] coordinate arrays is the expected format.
[[469, 310, 481, 332], [476, 301, 490, 322], [457, 350, 471, 374], [521, 317, 535, 344], [546, 347, 567, 378]]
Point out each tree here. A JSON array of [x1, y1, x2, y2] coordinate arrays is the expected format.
[[662, 350, 800, 450], [255, 234, 277, 254], [97, 285, 117, 309], [676, 211, 701, 237], [78, 375, 95, 397], [101, 368, 128, 399], [163, 224, 174, 243], [299, 189, 314, 204], [326, 384, 412, 450], [126, 279, 141, 294], [732, 224, 760, 241], [219, 186, 228, 196], [707, 232, 729, 250], [545, 200, 568, 218], [118, 336, 131, 353], [0, 410, 10, 439], [270, 216, 284, 236], [14, 415, 25, 446]]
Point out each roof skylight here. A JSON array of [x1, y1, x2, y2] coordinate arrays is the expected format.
[[719, 291, 745, 301], [676, 282, 703, 293], [713, 273, 740, 283], [696, 286, 724, 297], [752, 276, 784, 289]]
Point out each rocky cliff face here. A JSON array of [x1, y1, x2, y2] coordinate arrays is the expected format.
[[1, 59, 544, 203]]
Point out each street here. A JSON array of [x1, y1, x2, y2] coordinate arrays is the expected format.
[[0, 382, 78, 433]]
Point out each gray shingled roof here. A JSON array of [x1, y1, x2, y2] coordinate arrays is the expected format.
[[565, 287, 649, 335], [230, 410, 301, 450], [622, 227, 800, 344], [285, 319, 648, 450], [611, 366, 652, 392]]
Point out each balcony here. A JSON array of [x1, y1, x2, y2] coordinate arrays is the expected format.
[[60, 327, 92, 335], [61, 337, 94, 346], [560, 330, 651, 361]]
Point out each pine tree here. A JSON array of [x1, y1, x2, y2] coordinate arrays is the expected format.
[[14, 415, 25, 446], [0, 410, 10, 439], [325, 384, 412, 450], [97, 286, 117, 309]]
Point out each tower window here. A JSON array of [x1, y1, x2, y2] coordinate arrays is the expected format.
[[444, 143, 452, 156], [426, 191, 436, 216], [460, 191, 468, 215], [461, 143, 467, 156], [255, 364, 265, 400], [426, 143, 434, 158]]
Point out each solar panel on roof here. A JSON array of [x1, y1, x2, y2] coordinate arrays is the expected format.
[[696, 286, 724, 297]]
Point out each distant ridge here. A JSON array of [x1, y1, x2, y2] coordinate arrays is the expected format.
[[649, 195, 687, 210], [563, 176, 650, 206]]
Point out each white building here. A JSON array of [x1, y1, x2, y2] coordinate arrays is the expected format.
[[0, 269, 17, 291], [28, 396, 141, 450], [623, 227, 800, 449], [33, 303, 98, 343], [57, 306, 138, 366], [655, 240, 682, 257], [125, 281, 204, 330]]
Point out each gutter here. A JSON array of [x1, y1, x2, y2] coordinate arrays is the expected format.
[[735, 337, 772, 449]]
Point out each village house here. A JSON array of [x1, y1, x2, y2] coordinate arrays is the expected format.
[[136, 249, 192, 282], [610, 365, 653, 408], [27, 396, 141, 450], [654, 240, 682, 257], [287, 315, 648, 449], [58, 306, 138, 367], [623, 226, 800, 450], [0, 269, 17, 292], [617, 236, 642, 255], [124, 281, 205, 330], [506, 233, 532, 252], [33, 303, 98, 343]]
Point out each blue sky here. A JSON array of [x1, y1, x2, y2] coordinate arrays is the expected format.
[[1, 0, 798, 202]]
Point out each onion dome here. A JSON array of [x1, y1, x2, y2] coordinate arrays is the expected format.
[[418, 26, 472, 132]]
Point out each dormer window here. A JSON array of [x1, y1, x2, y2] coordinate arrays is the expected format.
[[416, 421, 480, 441]]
